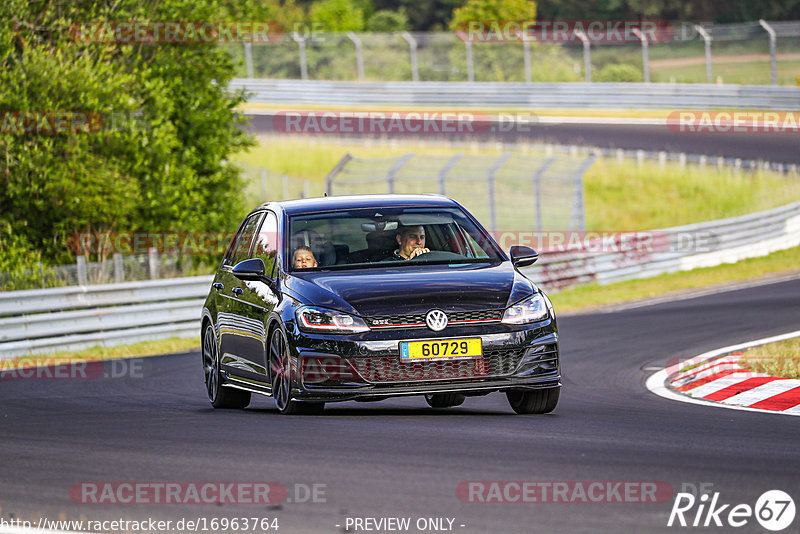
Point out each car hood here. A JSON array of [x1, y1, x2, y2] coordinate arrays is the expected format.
[[283, 261, 536, 317]]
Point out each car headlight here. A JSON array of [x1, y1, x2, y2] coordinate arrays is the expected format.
[[502, 293, 549, 324], [296, 306, 370, 334]]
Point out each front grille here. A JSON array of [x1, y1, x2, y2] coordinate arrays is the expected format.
[[366, 309, 503, 328], [347, 347, 525, 383]]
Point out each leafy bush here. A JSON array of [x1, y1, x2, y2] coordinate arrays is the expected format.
[[594, 63, 644, 82]]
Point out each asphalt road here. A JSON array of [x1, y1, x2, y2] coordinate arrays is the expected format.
[[1, 278, 799, 533], [244, 113, 800, 164]]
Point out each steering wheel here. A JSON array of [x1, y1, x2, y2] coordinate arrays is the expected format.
[[408, 250, 465, 261]]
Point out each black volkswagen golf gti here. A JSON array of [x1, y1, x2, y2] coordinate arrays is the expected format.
[[201, 194, 560, 415]]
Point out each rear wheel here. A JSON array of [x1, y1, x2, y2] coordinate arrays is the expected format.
[[506, 387, 559, 414], [269, 327, 324, 415], [202, 323, 250, 409], [425, 393, 466, 408]]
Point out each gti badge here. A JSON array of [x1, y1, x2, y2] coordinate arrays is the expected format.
[[425, 309, 448, 332]]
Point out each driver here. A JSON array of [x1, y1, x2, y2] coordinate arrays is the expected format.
[[388, 225, 430, 260]]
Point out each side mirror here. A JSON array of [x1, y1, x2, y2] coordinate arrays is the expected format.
[[509, 245, 539, 268], [232, 258, 266, 281]]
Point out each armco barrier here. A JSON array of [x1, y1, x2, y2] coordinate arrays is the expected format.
[[230, 79, 800, 111], [1, 201, 798, 358], [524, 200, 800, 289], [0, 276, 212, 359]]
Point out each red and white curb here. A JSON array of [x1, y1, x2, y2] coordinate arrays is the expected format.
[[646, 330, 800, 416]]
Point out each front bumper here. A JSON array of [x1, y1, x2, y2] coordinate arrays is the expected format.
[[288, 319, 560, 402]]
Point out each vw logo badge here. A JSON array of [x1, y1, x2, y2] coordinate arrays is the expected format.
[[425, 309, 448, 332]]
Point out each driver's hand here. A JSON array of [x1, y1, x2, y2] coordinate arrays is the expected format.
[[409, 247, 430, 259]]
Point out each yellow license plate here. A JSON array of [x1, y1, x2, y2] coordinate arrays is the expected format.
[[399, 338, 482, 360]]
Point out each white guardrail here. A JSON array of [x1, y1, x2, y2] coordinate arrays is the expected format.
[[230, 79, 800, 110], [1, 200, 799, 358], [0, 276, 212, 359]]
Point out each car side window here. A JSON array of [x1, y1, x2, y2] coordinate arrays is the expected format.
[[252, 211, 279, 278], [228, 212, 264, 266]]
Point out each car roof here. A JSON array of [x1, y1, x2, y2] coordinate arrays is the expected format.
[[255, 194, 460, 216]]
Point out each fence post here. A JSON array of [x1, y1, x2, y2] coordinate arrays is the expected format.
[[292, 32, 309, 80], [631, 28, 650, 83], [571, 156, 595, 231], [487, 153, 512, 233], [324, 154, 354, 195], [759, 20, 778, 86], [260, 168, 268, 201], [438, 154, 463, 195], [574, 30, 591, 82], [533, 157, 556, 231], [466, 41, 475, 82], [386, 153, 414, 194], [113, 253, 124, 283], [148, 247, 159, 280], [76, 256, 87, 286], [243, 42, 255, 78], [346, 32, 365, 81], [694, 25, 713, 83], [523, 40, 532, 83], [282, 174, 289, 200], [400, 31, 419, 82]]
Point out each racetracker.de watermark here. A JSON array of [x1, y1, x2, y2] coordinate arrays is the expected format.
[[456, 20, 674, 43], [70, 21, 285, 44], [457, 481, 674, 503], [1, 111, 147, 135], [0, 359, 143, 380], [667, 111, 800, 134]]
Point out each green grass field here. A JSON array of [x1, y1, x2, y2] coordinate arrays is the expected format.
[[237, 137, 800, 231], [740, 336, 800, 379], [652, 59, 800, 85]]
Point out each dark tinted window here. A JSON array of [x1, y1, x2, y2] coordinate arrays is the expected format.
[[230, 212, 264, 265], [251, 211, 279, 278]]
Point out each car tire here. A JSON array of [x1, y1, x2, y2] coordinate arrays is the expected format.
[[269, 327, 325, 415], [506, 387, 559, 414], [425, 393, 466, 408], [202, 323, 251, 409]]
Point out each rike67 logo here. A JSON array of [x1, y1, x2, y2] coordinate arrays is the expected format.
[[668, 489, 795, 531]]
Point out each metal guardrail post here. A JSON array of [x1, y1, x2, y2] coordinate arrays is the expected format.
[[243, 42, 254, 78], [346, 32, 365, 81], [465, 41, 475, 82], [694, 25, 713, 83], [292, 32, 308, 80], [631, 28, 650, 83], [487, 153, 512, 233], [759, 20, 778, 86], [400, 32, 419, 82], [438, 154, 463, 195], [574, 30, 591, 82], [324, 154, 353, 196]]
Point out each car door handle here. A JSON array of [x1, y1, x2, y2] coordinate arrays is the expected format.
[[232, 287, 244, 296], [212, 282, 223, 290]]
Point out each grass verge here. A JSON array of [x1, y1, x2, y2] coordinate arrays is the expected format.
[[739, 337, 800, 379], [1, 337, 199, 369], [548, 245, 800, 312]]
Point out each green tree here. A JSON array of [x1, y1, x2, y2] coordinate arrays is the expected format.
[[0, 0, 253, 266], [310, 0, 367, 32], [366, 10, 410, 31], [450, 0, 537, 30]]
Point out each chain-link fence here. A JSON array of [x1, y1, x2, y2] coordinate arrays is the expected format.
[[227, 21, 800, 85], [324, 153, 593, 232]]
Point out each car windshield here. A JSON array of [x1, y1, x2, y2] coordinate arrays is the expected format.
[[287, 206, 503, 271]]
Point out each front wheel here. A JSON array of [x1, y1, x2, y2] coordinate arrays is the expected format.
[[269, 327, 324, 415], [425, 393, 466, 408], [506, 387, 559, 414], [202, 324, 250, 409]]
